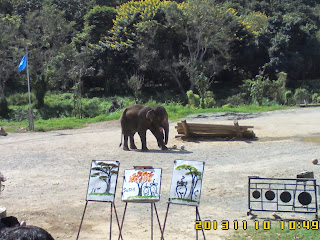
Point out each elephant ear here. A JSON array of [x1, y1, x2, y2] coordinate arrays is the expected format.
[[154, 106, 167, 117], [146, 109, 155, 121]]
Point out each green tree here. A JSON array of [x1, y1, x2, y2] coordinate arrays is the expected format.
[[73, 5, 118, 96], [127, 72, 144, 103], [52, 0, 95, 30], [194, 73, 212, 108], [22, 3, 74, 108], [0, 14, 21, 118], [255, 4, 320, 84], [167, 0, 235, 91]]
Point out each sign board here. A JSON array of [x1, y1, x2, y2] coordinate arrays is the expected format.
[[248, 177, 318, 214], [86, 160, 119, 202], [169, 160, 205, 206], [122, 168, 162, 203]]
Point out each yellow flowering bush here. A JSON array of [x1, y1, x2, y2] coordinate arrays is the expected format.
[[100, 0, 171, 51], [239, 11, 268, 35]]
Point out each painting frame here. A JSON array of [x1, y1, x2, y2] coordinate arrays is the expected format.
[[86, 160, 120, 203], [169, 160, 205, 206], [121, 168, 162, 203]]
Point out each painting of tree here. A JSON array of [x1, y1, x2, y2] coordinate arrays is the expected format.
[[86, 160, 119, 202], [90, 162, 119, 194], [129, 170, 154, 196], [122, 168, 162, 202], [169, 160, 205, 206], [175, 164, 202, 201]]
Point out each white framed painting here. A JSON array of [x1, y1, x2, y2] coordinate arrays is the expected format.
[[86, 160, 119, 202], [169, 160, 205, 206], [121, 168, 162, 203]]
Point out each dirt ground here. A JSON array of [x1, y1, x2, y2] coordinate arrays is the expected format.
[[1, 107, 320, 239]]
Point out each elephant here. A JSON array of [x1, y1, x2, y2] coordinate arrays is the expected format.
[[120, 104, 169, 151]]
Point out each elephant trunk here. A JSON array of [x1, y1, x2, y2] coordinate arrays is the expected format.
[[164, 122, 169, 145]]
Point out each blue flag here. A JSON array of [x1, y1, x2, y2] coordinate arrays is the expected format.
[[18, 54, 27, 72]]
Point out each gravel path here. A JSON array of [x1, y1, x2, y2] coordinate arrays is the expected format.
[[1, 107, 320, 239]]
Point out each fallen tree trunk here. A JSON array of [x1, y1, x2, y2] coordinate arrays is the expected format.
[[175, 120, 255, 139]]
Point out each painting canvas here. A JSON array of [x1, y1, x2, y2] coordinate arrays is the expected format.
[[169, 160, 205, 206], [86, 160, 119, 202], [121, 168, 162, 202]]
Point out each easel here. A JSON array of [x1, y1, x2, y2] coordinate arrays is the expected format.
[[117, 201, 164, 240], [161, 202, 206, 240], [162, 160, 206, 240], [118, 166, 164, 240], [77, 160, 122, 240], [76, 200, 123, 240]]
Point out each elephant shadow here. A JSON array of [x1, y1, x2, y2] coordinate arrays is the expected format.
[[132, 148, 193, 154]]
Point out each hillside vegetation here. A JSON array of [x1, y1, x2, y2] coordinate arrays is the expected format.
[[1, 0, 320, 124]]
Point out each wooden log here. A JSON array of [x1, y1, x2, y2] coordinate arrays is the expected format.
[[234, 121, 242, 138], [181, 120, 191, 137], [176, 123, 253, 130], [175, 120, 255, 139], [177, 128, 237, 135], [189, 129, 237, 134], [176, 127, 250, 134], [176, 122, 254, 128], [243, 130, 255, 139]]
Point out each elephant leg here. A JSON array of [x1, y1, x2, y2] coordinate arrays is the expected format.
[[123, 135, 130, 151], [150, 126, 167, 150], [130, 134, 137, 149], [161, 144, 168, 150], [138, 131, 148, 151]]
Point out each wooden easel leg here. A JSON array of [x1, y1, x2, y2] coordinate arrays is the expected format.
[[151, 203, 153, 240], [76, 201, 88, 240], [196, 207, 206, 240], [153, 203, 164, 240], [118, 202, 128, 240], [113, 202, 123, 240], [161, 203, 170, 240], [196, 207, 198, 240], [110, 202, 113, 240]]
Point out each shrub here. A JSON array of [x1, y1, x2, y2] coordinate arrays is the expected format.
[[225, 93, 246, 107], [294, 88, 309, 104], [37, 103, 73, 119], [241, 76, 270, 105], [186, 90, 200, 108], [284, 90, 294, 105], [272, 72, 287, 104], [82, 98, 103, 118], [7, 93, 36, 106], [312, 93, 319, 103], [203, 91, 216, 108], [240, 72, 287, 105]]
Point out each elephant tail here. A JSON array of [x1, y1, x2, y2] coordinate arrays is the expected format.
[[119, 108, 127, 147]]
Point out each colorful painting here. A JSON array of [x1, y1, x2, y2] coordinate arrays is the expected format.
[[169, 160, 205, 206], [86, 160, 119, 202], [122, 168, 162, 202]]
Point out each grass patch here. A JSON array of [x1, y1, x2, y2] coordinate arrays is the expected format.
[[0, 93, 292, 132], [227, 223, 319, 240], [166, 104, 290, 121], [34, 118, 87, 131]]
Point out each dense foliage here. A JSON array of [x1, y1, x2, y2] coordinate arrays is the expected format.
[[1, 0, 320, 120]]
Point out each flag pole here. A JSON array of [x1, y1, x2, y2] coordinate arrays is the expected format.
[[26, 47, 34, 131]]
